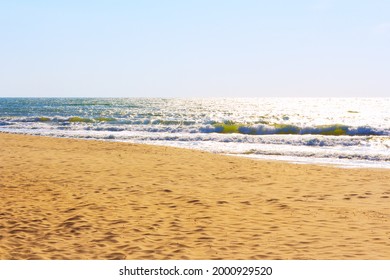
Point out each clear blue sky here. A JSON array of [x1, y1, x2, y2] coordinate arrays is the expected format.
[[0, 0, 389, 97]]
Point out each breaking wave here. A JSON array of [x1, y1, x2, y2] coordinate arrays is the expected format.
[[0, 116, 388, 136]]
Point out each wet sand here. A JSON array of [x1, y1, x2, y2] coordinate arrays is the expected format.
[[0, 133, 389, 259]]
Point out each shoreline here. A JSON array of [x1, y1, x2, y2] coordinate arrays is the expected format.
[[1, 133, 390, 259], [1, 131, 389, 170]]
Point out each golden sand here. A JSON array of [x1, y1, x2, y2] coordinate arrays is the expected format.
[[0, 133, 389, 259]]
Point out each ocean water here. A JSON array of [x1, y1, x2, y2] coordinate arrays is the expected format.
[[0, 97, 389, 168]]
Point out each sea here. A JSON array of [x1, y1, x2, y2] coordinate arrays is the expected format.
[[0, 98, 389, 168]]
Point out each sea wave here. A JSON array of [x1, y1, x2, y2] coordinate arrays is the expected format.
[[2, 125, 389, 151], [210, 122, 388, 136], [0, 116, 388, 136]]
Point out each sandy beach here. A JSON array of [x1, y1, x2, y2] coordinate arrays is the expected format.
[[0, 133, 389, 260]]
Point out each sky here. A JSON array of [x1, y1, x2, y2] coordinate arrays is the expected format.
[[0, 0, 389, 97]]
